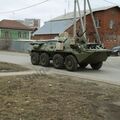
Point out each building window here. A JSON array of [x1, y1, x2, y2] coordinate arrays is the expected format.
[[95, 18, 101, 28], [109, 20, 115, 29], [18, 32, 22, 38], [5, 31, 9, 38], [23, 32, 27, 39]]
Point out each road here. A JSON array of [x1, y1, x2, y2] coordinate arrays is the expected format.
[[0, 51, 120, 85]]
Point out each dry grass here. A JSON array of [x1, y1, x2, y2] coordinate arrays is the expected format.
[[0, 74, 120, 120], [0, 62, 28, 72]]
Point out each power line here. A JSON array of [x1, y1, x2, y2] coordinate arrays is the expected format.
[[0, 0, 51, 14], [0, 0, 119, 15], [103, 0, 118, 6]]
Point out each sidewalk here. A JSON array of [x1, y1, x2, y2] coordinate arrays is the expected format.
[[0, 70, 36, 77]]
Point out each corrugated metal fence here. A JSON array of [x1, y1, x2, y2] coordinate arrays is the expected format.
[[0, 39, 38, 53], [10, 40, 33, 53], [1, 39, 54, 52]]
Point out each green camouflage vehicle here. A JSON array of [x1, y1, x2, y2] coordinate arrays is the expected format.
[[30, 32, 111, 71]]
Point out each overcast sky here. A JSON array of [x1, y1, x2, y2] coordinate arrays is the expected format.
[[0, 0, 120, 25]]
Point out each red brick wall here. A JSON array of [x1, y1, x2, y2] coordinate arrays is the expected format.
[[66, 7, 120, 48], [32, 34, 58, 40], [103, 40, 120, 49]]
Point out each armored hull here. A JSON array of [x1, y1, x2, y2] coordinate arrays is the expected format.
[[30, 38, 111, 71]]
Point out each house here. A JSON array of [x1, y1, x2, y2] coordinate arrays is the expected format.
[[0, 19, 33, 52], [33, 5, 120, 48], [32, 16, 75, 40], [0, 19, 32, 40]]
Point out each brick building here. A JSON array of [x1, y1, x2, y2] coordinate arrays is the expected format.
[[33, 6, 120, 48]]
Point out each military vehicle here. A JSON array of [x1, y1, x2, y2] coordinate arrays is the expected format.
[[30, 0, 111, 71], [30, 32, 111, 71]]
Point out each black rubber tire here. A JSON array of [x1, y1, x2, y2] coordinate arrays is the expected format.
[[90, 62, 103, 70], [53, 54, 64, 69], [79, 63, 88, 69], [65, 55, 78, 71], [40, 53, 50, 66], [31, 52, 39, 65]]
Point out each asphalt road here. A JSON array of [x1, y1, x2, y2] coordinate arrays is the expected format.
[[0, 51, 120, 85]]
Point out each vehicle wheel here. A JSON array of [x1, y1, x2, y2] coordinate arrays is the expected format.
[[53, 54, 64, 69], [65, 55, 78, 71], [90, 62, 103, 70], [79, 63, 88, 69], [31, 52, 39, 65], [40, 53, 50, 66]]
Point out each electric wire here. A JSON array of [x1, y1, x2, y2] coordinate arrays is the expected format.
[[103, 0, 118, 6], [0, 0, 119, 15], [0, 0, 51, 14]]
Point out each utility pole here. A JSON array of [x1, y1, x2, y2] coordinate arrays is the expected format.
[[84, 0, 86, 37], [73, 0, 101, 43], [73, 0, 77, 37], [87, 0, 101, 43], [76, 0, 85, 33]]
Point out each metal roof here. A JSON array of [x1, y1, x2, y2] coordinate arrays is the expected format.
[[52, 5, 119, 21], [33, 19, 74, 35], [0, 19, 32, 31]]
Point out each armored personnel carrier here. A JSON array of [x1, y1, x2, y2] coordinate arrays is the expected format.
[[30, 0, 111, 71], [30, 32, 111, 71]]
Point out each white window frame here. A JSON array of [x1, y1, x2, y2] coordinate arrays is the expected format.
[[95, 18, 101, 28], [109, 20, 115, 29]]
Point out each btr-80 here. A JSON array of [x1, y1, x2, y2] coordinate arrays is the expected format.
[[30, 32, 111, 71]]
